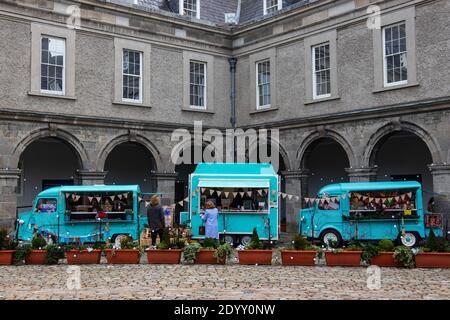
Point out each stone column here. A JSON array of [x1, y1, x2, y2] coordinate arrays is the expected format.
[[429, 164, 450, 237], [282, 170, 308, 234], [152, 172, 178, 206], [0, 168, 21, 230], [75, 170, 108, 185], [345, 167, 378, 182]]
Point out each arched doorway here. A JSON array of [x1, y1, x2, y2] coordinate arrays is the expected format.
[[104, 142, 157, 193], [301, 137, 350, 197], [17, 137, 81, 207], [370, 131, 434, 207]]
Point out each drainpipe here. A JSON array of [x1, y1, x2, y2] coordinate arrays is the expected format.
[[228, 57, 237, 129]]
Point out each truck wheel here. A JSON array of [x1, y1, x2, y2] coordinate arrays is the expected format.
[[320, 229, 342, 247], [399, 232, 419, 247], [240, 235, 252, 247], [223, 235, 235, 246], [112, 234, 130, 247]]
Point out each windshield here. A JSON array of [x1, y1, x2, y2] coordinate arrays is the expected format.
[[35, 198, 57, 213]]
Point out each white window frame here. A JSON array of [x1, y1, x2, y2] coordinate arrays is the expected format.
[[382, 22, 408, 88], [256, 59, 271, 110], [189, 60, 207, 110], [180, 0, 200, 19], [40, 36, 66, 96], [121, 49, 143, 103], [263, 0, 282, 15], [312, 42, 331, 100]]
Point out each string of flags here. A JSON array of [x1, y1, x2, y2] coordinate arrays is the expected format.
[[65, 193, 130, 203], [350, 191, 413, 203]]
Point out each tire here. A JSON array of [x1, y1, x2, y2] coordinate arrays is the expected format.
[[398, 232, 419, 247], [222, 235, 235, 246], [320, 229, 342, 247], [240, 235, 253, 247], [112, 234, 131, 247]]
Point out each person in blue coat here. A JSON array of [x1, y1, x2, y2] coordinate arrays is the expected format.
[[201, 201, 219, 239]]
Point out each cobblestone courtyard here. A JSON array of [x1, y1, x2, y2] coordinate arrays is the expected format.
[[1, 261, 450, 300]]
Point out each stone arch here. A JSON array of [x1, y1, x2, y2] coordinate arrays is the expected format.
[[96, 133, 163, 171], [9, 127, 89, 170], [296, 129, 357, 170], [363, 121, 442, 167], [247, 137, 292, 172]]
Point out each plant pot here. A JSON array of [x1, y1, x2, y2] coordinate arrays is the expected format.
[[146, 249, 182, 264], [238, 250, 272, 265], [325, 251, 362, 267], [281, 250, 317, 266], [370, 252, 401, 267], [104, 249, 140, 264], [0, 250, 15, 265], [195, 249, 226, 265], [25, 250, 48, 265], [66, 250, 102, 265], [415, 252, 450, 268]]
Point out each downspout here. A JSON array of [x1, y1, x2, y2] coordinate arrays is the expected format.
[[228, 57, 237, 129]]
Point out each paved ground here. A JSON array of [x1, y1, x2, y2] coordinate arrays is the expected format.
[[1, 256, 450, 300]]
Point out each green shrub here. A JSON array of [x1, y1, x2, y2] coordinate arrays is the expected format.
[[14, 244, 32, 262], [422, 229, 449, 252], [246, 228, 264, 250], [203, 237, 218, 249], [292, 234, 309, 250], [31, 236, 47, 250], [183, 242, 202, 263], [345, 241, 363, 251], [45, 244, 64, 265], [394, 246, 415, 268], [378, 239, 395, 252], [361, 243, 380, 264], [0, 228, 17, 250], [214, 243, 234, 260]]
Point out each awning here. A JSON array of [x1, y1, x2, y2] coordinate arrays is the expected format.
[[197, 179, 269, 188]]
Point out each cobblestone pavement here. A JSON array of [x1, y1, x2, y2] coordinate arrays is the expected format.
[[1, 258, 450, 300]]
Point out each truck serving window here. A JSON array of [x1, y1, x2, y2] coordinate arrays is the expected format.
[[35, 198, 57, 213], [318, 198, 340, 210], [199, 188, 269, 213]]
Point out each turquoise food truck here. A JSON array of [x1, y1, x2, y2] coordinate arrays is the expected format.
[[17, 185, 155, 244], [180, 163, 279, 246], [299, 181, 443, 247]]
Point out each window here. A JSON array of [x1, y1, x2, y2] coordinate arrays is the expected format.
[[256, 60, 271, 109], [312, 43, 331, 99], [40, 36, 65, 94], [122, 49, 142, 102], [189, 61, 207, 108], [264, 0, 282, 15], [35, 198, 57, 213], [181, 0, 200, 19], [383, 22, 407, 86]]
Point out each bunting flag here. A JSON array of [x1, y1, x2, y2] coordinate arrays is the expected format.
[[257, 189, 263, 196], [407, 192, 412, 198], [401, 194, 406, 200], [239, 192, 245, 197], [145, 201, 150, 207], [201, 188, 206, 194], [395, 196, 400, 201], [247, 191, 252, 197], [178, 200, 184, 206], [71, 194, 76, 200], [232, 192, 238, 198], [118, 194, 123, 200], [277, 192, 282, 197], [88, 196, 93, 203], [138, 197, 142, 202], [209, 189, 215, 196], [288, 194, 293, 200], [295, 196, 300, 201], [96, 196, 101, 203], [224, 192, 229, 198], [217, 190, 222, 196], [281, 193, 287, 199], [65, 193, 70, 199], [184, 197, 189, 202], [74, 195, 80, 202]]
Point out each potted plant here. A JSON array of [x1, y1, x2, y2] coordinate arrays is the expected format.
[[238, 228, 273, 265], [362, 240, 400, 267], [183, 238, 233, 264], [0, 229, 17, 265], [65, 242, 103, 265], [281, 234, 322, 266], [393, 246, 415, 268], [146, 228, 185, 264], [14, 236, 64, 265], [105, 236, 141, 264], [415, 229, 450, 268], [324, 241, 363, 267]]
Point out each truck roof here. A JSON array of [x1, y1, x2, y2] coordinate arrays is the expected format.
[[36, 185, 141, 198], [318, 181, 421, 196], [193, 163, 277, 175]]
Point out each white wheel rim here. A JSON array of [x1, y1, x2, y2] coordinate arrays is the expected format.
[[241, 236, 252, 246], [323, 233, 338, 245], [401, 233, 416, 247], [115, 235, 128, 247], [224, 235, 234, 245]]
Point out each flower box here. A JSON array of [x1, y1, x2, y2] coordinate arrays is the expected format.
[[238, 250, 272, 265], [370, 252, 401, 267], [104, 249, 140, 264], [25, 250, 48, 265], [146, 249, 182, 264], [195, 249, 226, 265], [281, 250, 317, 266], [325, 251, 362, 267], [415, 252, 450, 268], [66, 250, 102, 265], [0, 250, 15, 265]]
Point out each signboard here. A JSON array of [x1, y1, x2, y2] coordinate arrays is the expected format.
[[424, 214, 443, 228]]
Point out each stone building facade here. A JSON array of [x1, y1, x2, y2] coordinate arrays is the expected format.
[[0, 0, 449, 235]]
